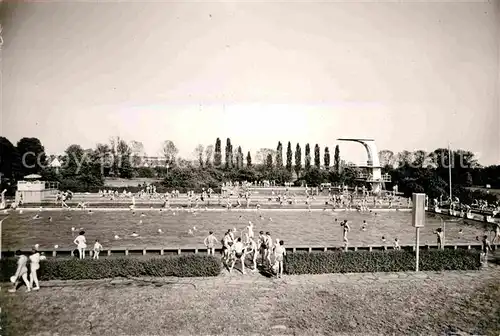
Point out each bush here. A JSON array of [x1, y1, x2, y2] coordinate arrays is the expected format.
[[284, 249, 481, 275], [0, 255, 221, 281]]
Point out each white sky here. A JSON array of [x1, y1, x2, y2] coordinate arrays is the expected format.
[[1, 0, 499, 165]]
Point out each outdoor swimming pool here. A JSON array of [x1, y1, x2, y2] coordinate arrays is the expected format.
[[2, 209, 492, 250]]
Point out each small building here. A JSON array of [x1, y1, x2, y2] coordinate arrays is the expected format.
[[16, 175, 59, 204]]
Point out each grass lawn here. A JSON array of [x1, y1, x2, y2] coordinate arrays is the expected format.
[[2, 267, 499, 336]]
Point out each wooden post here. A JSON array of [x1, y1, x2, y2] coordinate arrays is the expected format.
[[125, 249, 129, 256], [52, 250, 57, 257], [160, 249, 164, 256], [195, 249, 198, 254], [177, 249, 181, 255], [308, 247, 312, 253], [292, 247, 296, 253], [142, 249, 146, 255], [107, 250, 111, 256], [369, 246, 372, 252]]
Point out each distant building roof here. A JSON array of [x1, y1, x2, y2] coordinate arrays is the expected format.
[[50, 157, 62, 168]]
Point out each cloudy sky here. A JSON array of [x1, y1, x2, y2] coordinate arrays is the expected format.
[[1, 0, 499, 165]]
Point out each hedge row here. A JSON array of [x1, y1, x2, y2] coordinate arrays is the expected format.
[[0, 255, 221, 281], [0, 250, 480, 281], [284, 249, 481, 274]]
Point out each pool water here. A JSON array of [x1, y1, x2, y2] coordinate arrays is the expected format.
[[2, 209, 492, 250]]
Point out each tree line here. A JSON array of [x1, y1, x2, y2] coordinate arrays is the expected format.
[[0, 136, 499, 203]]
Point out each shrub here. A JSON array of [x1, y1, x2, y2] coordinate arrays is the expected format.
[[284, 249, 481, 275], [0, 255, 220, 282]]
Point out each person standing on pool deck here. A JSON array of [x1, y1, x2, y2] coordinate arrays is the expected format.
[[29, 248, 41, 290], [204, 231, 218, 256], [73, 231, 87, 259], [434, 228, 444, 250], [258, 231, 267, 266], [274, 240, 287, 278], [492, 223, 500, 244], [342, 220, 350, 251], [481, 235, 492, 264], [264, 232, 273, 266], [222, 231, 233, 263], [93, 240, 103, 259], [229, 238, 246, 274], [245, 235, 258, 271], [9, 250, 31, 293]]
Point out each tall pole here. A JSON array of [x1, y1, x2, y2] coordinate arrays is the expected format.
[[448, 142, 452, 203], [415, 227, 420, 272]]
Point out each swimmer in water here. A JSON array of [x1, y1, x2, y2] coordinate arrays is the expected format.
[[33, 214, 41, 220], [362, 220, 367, 230], [131, 232, 139, 237], [381, 236, 386, 244], [48, 216, 52, 222]]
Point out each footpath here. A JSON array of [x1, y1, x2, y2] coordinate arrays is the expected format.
[[7, 263, 498, 290]]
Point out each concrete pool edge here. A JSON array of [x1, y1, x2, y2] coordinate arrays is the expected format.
[[1, 242, 495, 258], [4, 208, 413, 212]]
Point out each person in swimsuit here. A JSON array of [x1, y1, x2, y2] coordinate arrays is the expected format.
[[73, 231, 87, 259], [274, 240, 287, 278], [481, 235, 492, 264], [204, 231, 218, 256], [493, 223, 500, 244], [222, 231, 233, 263], [246, 235, 258, 271], [247, 221, 254, 239], [342, 220, 350, 251], [93, 240, 103, 259], [9, 250, 31, 293], [394, 238, 400, 250], [258, 231, 267, 266], [29, 248, 41, 290], [229, 237, 246, 274], [434, 228, 444, 250], [265, 232, 273, 266]]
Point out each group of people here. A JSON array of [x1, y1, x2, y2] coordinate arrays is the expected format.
[[73, 230, 104, 259], [204, 225, 287, 278], [8, 249, 45, 293]]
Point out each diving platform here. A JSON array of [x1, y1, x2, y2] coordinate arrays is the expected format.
[[337, 138, 387, 195]]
